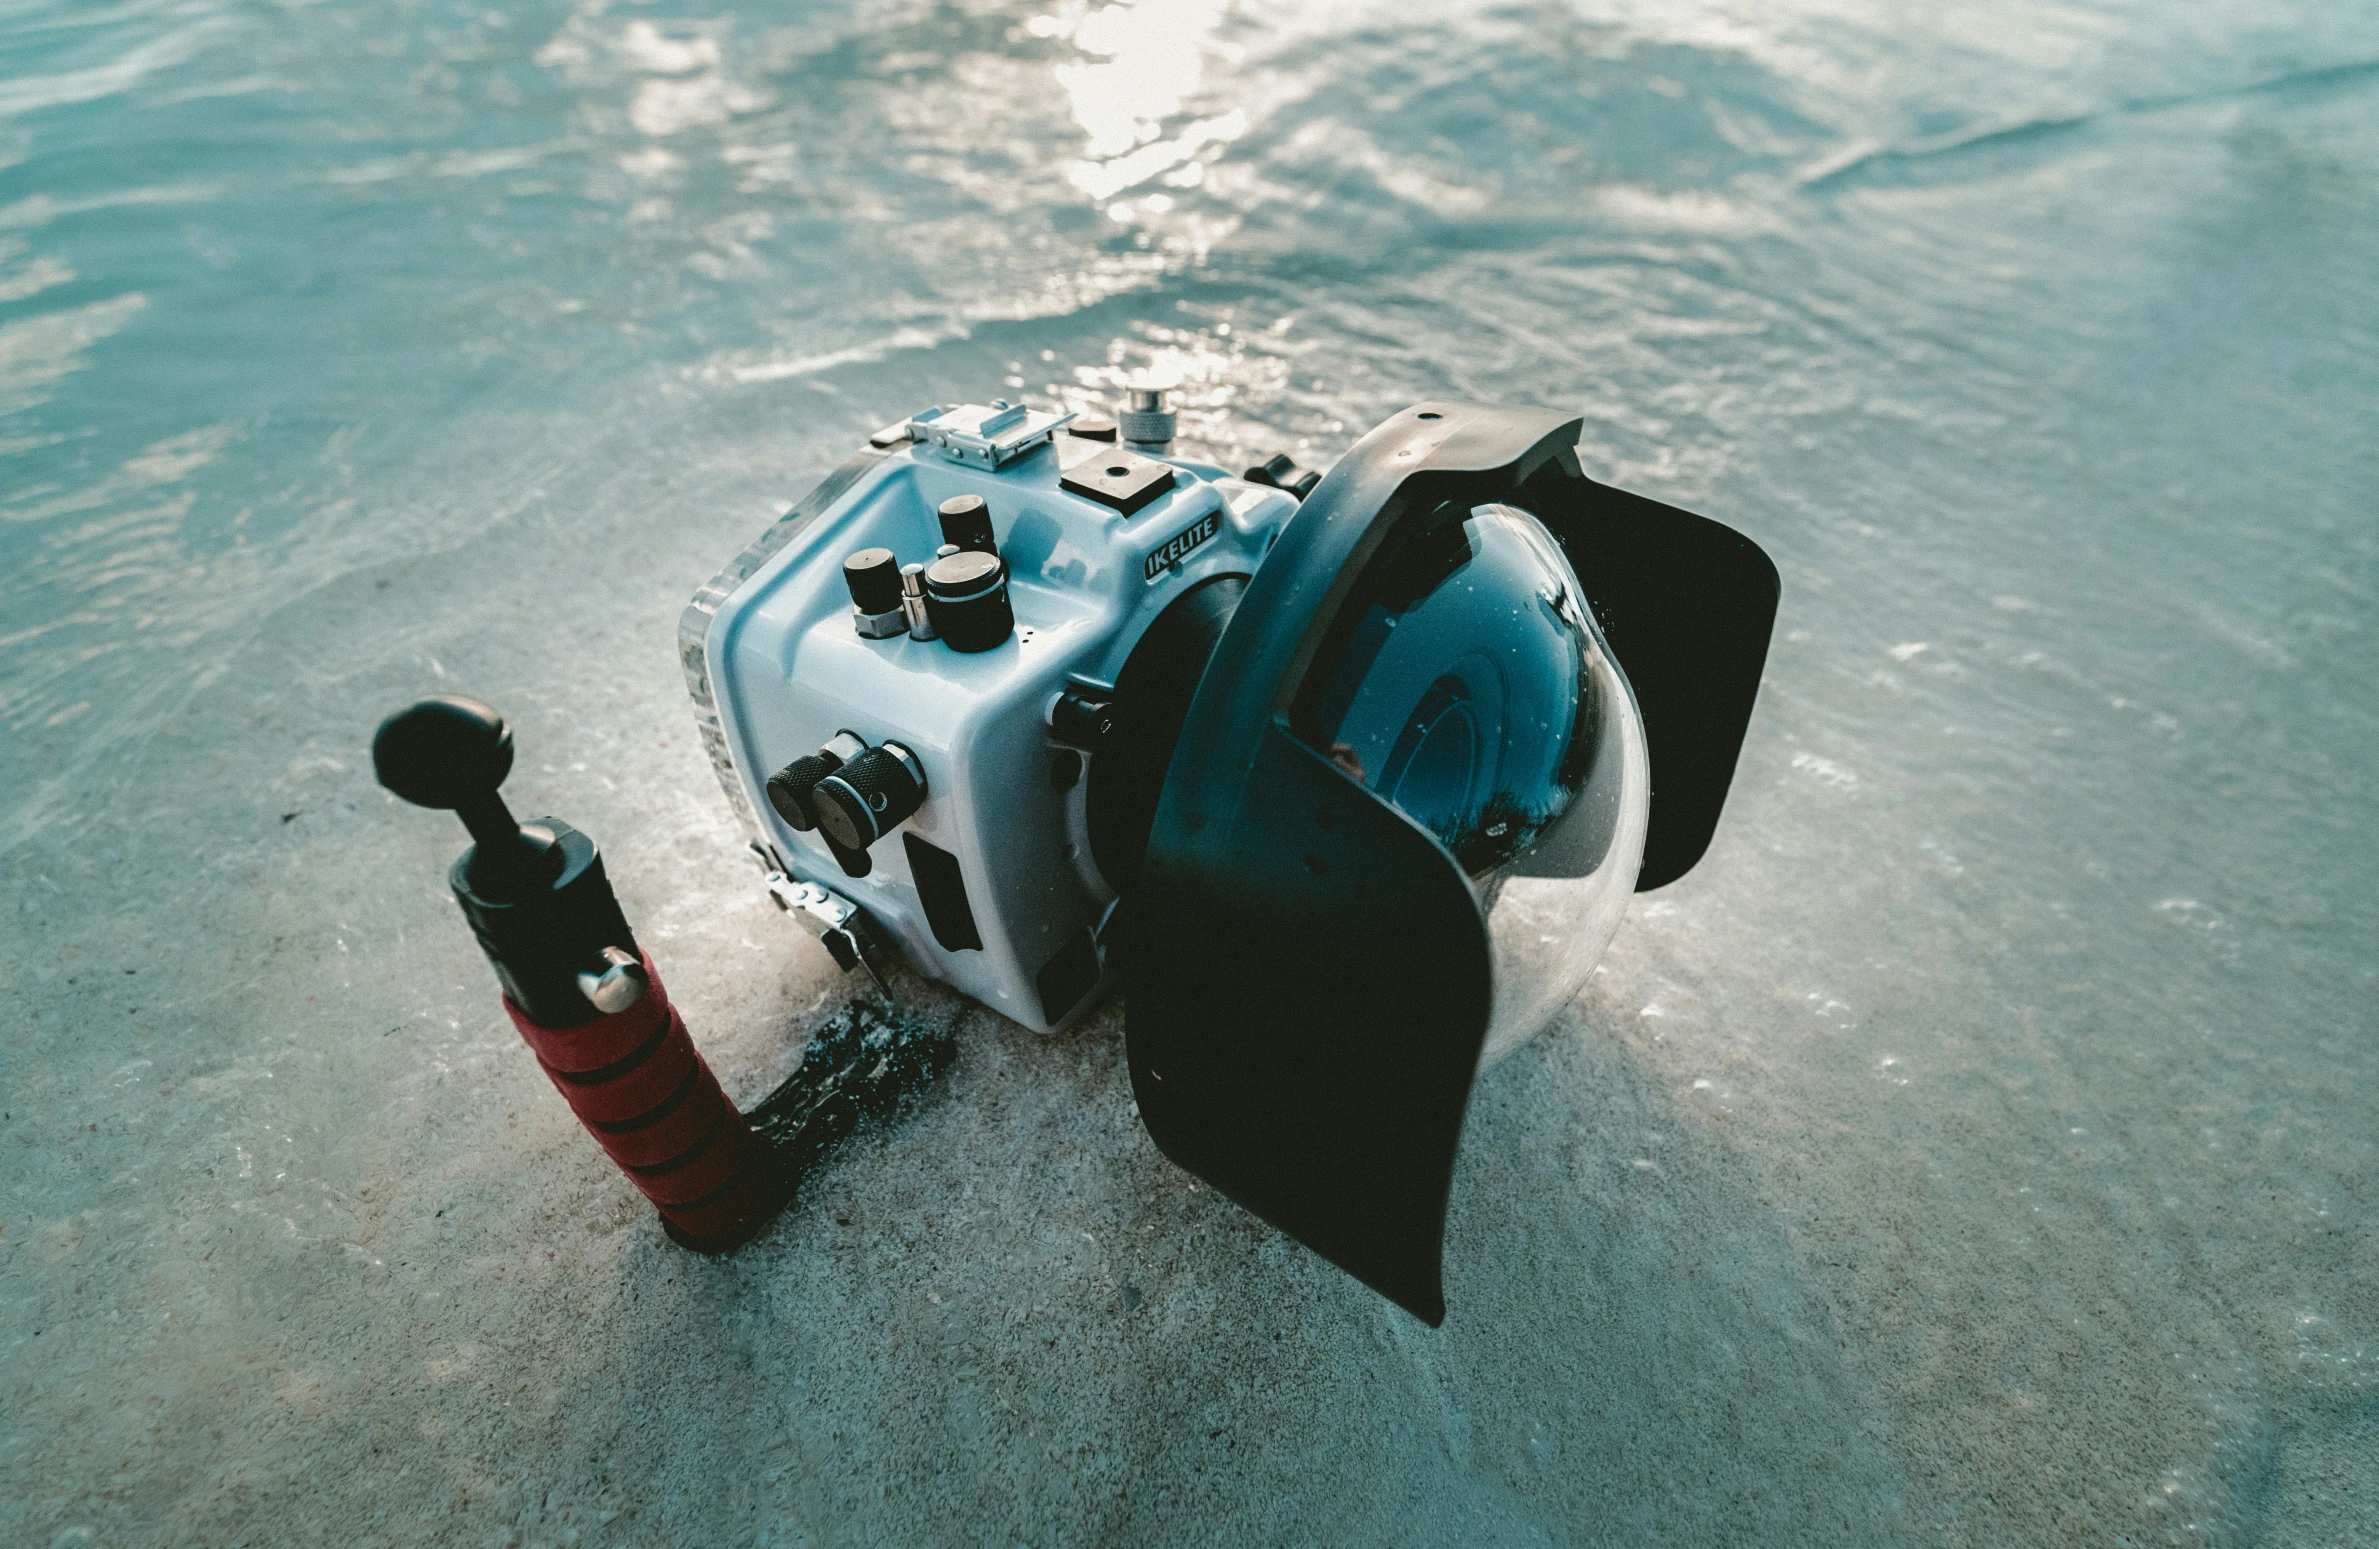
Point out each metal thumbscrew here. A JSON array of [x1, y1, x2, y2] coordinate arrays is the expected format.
[[576, 945, 650, 1014]]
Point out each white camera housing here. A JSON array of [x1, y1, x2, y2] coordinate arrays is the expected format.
[[682, 404, 1300, 1033], [676, 394, 1781, 1321]]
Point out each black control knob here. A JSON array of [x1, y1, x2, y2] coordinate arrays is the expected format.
[[1067, 415, 1118, 443], [844, 548, 907, 638], [1050, 689, 1115, 749], [765, 731, 866, 832], [811, 743, 927, 851], [937, 494, 997, 555], [1243, 452, 1323, 500], [923, 550, 1014, 653], [767, 753, 840, 831]]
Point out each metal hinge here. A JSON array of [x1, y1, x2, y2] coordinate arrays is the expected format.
[[752, 845, 893, 994]]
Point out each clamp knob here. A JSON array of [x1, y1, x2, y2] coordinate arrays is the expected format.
[[1243, 451, 1323, 500]]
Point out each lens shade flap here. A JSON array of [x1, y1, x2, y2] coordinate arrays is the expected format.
[[1517, 466, 1778, 890], [1127, 724, 1490, 1325]]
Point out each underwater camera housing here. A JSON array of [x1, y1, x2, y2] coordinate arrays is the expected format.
[[682, 394, 1778, 1321]]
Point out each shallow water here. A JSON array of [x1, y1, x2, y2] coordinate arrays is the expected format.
[[5, 0, 2377, 1543]]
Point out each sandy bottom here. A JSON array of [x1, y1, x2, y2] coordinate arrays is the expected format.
[[7, 391, 2374, 1543]]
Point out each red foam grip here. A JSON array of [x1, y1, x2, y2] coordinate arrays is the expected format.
[[542, 1013, 699, 1124], [517, 986, 671, 1073], [504, 954, 783, 1247], [627, 1117, 750, 1205], [584, 1073, 727, 1171]]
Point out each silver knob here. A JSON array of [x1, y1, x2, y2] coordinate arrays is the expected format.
[[1120, 387, 1175, 450], [901, 562, 937, 641], [575, 946, 649, 1014]]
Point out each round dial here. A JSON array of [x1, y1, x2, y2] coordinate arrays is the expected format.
[[811, 744, 927, 851]]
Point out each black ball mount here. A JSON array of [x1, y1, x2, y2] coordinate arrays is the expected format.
[[371, 693, 955, 1249], [373, 695, 640, 1027]]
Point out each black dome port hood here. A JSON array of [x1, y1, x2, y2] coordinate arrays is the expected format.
[[1123, 401, 1779, 1324]]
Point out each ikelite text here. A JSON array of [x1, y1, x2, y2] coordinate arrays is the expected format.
[[1145, 513, 1221, 580]]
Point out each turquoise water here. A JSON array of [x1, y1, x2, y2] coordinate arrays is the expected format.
[[5, 1, 2378, 1543]]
